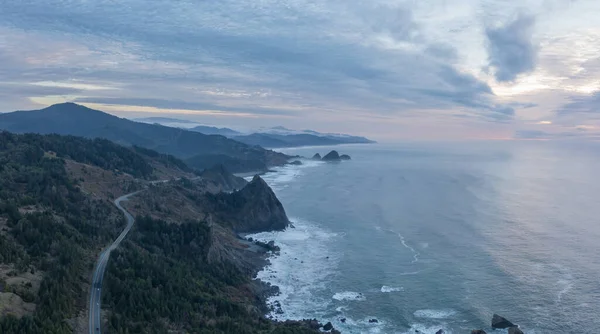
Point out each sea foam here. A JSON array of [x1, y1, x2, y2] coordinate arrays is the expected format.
[[380, 285, 404, 293], [413, 309, 457, 319], [332, 291, 366, 301], [250, 217, 339, 321]]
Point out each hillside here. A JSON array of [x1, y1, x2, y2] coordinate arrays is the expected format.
[[0, 103, 289, 172], [0, 132, 321, 334]]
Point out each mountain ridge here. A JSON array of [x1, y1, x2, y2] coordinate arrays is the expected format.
[[0, 103, 289, 172]]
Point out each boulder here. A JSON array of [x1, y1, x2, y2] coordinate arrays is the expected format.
[[368, 318, 378, 323], [492, 314, 515, 329], [508, 327, 524, 334], [340, 154, 351, 160], [312, 153, 322, 160], [435, 330, 444, 334], [323, 322, 333, 331], [322, 150, 341, 161], [471, 331, 487, 334], [289, 160, 303, 165], [339, 318, 346, 323], [307, 319, 320, 330]]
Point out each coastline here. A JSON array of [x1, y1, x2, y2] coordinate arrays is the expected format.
[[241, 160, 344, 331]]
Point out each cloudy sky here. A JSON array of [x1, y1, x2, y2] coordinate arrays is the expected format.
[[1, 0, 599, 140]]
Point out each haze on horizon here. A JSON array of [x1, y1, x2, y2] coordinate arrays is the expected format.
[[1, 0, 599, 141]]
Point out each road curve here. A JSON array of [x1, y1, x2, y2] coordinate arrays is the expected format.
[[89, 191, 142, 334]]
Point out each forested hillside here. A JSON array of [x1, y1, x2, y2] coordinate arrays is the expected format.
[[0, 103, 290, 173], [0, 132, 136, 333], [0, 132, 322, 333], [103, 216, 320, 334]]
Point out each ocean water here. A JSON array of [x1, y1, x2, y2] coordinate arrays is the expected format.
[[249, 141, 600, 334]]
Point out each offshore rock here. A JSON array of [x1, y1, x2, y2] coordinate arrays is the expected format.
[[322, 150, 341, 161], [508, 327, 524, 334], [312, 153, 322, 160], [340, 154, 351, 160], [492, 314, 515, 329]]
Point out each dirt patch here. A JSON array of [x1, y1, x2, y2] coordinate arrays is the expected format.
[[123, 180, 215, 224], [2, 266, 44, 293], [0, 292, 36, 318], [18, 205, 43, 215], [65, 160, 142, 201]]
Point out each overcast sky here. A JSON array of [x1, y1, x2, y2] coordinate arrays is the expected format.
[[1, 0, 599, 140]]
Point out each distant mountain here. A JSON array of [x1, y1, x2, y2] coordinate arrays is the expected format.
[[231, 128, 374, 148], [134, 117, 197, 124], [189, 125, 241, 137], [130, 118, 375, 148], [0, 103, 289, 172], [235, 126, 375, 148]]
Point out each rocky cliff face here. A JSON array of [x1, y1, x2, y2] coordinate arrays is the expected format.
[[200, 164, 248, 192], [206, 175, 290, 233]]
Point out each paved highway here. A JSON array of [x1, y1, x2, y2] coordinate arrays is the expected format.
[[89, 191, 141, 334]]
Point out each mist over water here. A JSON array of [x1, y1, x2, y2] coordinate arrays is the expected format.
[[250, 141, 600, 333]]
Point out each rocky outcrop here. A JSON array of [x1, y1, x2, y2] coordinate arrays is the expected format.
[[340, 154, 351, 160], [509, 327, 524, 334], [289, 160, 303, 165], [435, 330, 444, 334], [471, 330, 487, 334], [323, 322, 333, 331], [207, 175, 289, 233], [200, 164, 248, 192], [322, 150, 341, 161], [312, 153, 322, 160], [492, 314, 515, 329]]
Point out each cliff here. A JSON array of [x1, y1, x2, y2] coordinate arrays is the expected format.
[[200, 164, 248, 192], [206, 175, 290, 233]]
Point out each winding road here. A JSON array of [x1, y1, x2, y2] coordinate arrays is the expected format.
[[88, 191, 141, 334]]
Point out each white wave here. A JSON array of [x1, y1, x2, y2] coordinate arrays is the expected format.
[[556, 278, 574, 303], [249, 218, 339, 321], [385, 228, 420, 264], [257, 159, 324, 191], [406, 323, 453, 334], [414, 309, 457, 319], [380, 286, 404, 293], [332, 291, 366, 301]]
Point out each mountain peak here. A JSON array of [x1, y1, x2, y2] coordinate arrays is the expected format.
[[41, 102, 103, 115]]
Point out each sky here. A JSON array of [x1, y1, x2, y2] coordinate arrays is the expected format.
[[1, 0, 599, 140]]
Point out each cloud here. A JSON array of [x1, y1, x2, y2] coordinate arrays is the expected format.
[[0, 0, 519, 126], [557, 92, 600, 115], [485, 13, 538, 82], [73, 97, 296, 116]]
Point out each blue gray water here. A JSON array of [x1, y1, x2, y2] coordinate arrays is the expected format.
[[250, 141, 600, 333]]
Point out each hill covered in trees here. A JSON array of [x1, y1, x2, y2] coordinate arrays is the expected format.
[[0, 132, 322, 333], [0, 103, 290, 173]]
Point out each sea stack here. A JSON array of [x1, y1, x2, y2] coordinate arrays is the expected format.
[[312, 153, 322, 160], [322, 150, 341, 161]]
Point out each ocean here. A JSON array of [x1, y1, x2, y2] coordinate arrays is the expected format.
[[249, 141, 600, 334]]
